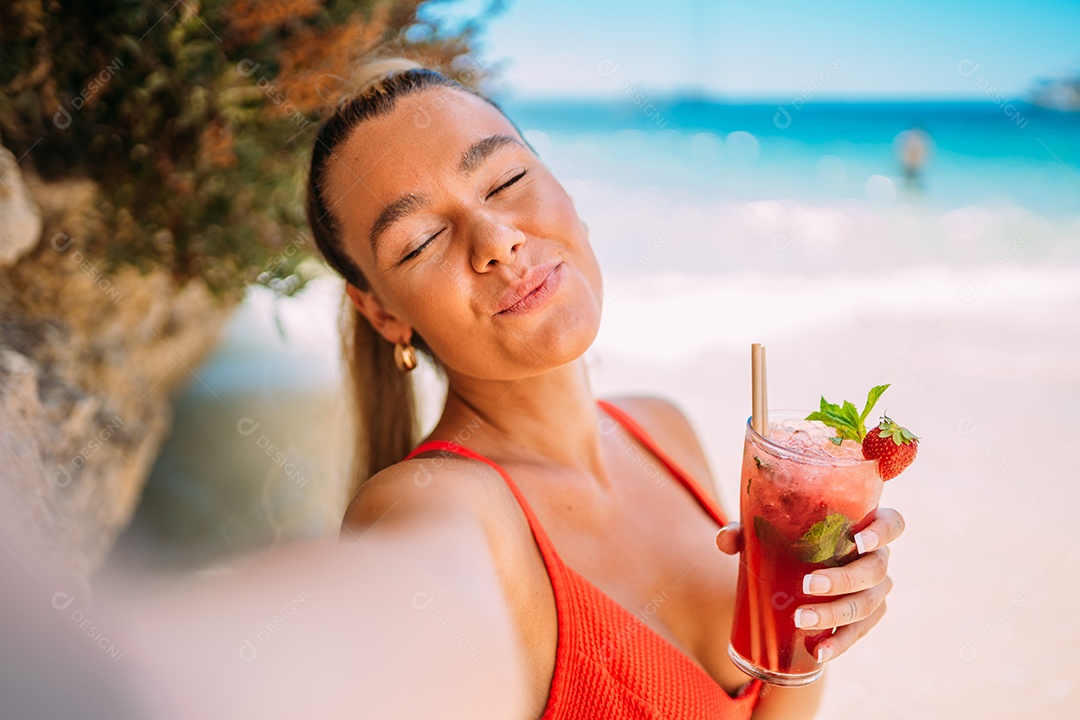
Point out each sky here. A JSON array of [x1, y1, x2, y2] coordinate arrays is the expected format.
[[422, 0, 1080, 100]]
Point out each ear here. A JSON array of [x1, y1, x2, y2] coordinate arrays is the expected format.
[[345, 284, 412, 345]]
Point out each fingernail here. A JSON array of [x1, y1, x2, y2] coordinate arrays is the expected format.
[[802, 574, 831, 594], [817, 645, 834, 663], [794, 608, 819, 629], [854, 529, 879, 554]]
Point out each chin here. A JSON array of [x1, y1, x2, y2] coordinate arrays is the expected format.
[[528, 282, 602, 369], [545, 320, 600, 369]]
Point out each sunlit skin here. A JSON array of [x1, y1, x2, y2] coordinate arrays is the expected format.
[[326, 86, 904, 718], [327, 90, 602, 382]]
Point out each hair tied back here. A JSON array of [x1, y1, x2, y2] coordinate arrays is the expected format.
[[314, 58, 426, 114], [353, 57, 426, 94]]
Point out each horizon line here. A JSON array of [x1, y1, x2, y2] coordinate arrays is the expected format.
[[491, 91, 1054, 106]]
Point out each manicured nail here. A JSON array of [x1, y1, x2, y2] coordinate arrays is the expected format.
[[803, 574, 831, 595], [794, 608, 819, 629], [854, 529, 879, 554], [817, 646, 834, 663]]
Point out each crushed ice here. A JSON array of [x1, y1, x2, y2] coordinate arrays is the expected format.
[[766, 418, 864, 460]]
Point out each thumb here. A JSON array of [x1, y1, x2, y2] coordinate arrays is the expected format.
[[715, 522, 743, 555]]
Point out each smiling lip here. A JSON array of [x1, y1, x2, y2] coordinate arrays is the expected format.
[[494, 261, 564, 316]]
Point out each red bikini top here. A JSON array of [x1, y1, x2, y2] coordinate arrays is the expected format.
[[404, 399, 762, 719]]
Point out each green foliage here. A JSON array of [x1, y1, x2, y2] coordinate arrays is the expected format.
[[0, 0, 499, 296], [806, 384, 891, 442]]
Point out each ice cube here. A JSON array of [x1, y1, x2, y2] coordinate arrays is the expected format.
[[766, 418, 865, 460]]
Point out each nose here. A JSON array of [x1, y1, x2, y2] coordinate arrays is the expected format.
[[469, 212, 526, 272]]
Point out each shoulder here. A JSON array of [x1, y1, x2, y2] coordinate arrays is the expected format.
[[341, 452, 551, 600], [342, 453, 520, 537], [603, 395, 721, 504], [341, 452, 553, 637]]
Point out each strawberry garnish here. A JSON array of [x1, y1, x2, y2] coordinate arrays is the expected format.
[[861, 416, 919, 481], [806, 384, 920, 481]]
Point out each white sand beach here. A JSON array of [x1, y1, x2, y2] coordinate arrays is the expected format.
[[591, 264, 1080, 719]]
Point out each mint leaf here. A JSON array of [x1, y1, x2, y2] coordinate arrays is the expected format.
[[805, 395, 866, 441], [860, 384, 890, 424], [755, 514, 857, 567], [797, 515, 838, 545], [841, 401, 863, 436], [809, 385, 892, 441], [818, 397, 843, 419], [753, 515, 786, 548], [829, 437, 843, 446], [794, 514, 853, 565], [806, 407, 860, 442], [824, 535, 858, 567]]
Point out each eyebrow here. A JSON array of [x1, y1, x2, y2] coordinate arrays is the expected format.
[[458, 134, 524, 176], [369, 134, 527, 258], [369, 193, 428, 257]]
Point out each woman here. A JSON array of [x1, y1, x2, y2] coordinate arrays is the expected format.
[[307, 59, 903, 719]]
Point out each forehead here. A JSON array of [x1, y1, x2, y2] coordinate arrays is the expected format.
[[323, 87, 517, 226]]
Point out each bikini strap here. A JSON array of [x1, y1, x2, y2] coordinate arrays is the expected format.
[[596, 399, 731, 527], [406, 402, 730, 529], [403, 440, 566, 563]]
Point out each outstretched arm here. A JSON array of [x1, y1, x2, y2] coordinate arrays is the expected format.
[[102, 470, 530, 719]]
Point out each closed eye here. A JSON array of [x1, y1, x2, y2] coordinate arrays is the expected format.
[[488, 170, 526, 199], [400, 228, 444, 264]]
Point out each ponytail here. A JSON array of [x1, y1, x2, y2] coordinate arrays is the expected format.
[[341, 302, 417, 498], [306, 59, 499, 498]]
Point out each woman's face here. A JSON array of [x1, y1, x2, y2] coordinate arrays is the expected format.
[[325, 86, 603, 381]]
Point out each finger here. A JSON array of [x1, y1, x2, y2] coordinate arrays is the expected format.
[[802, 547, 890, 596], [812, 598, 888, 663], [715, 522, 742, 555], [793, 575, 893, 630], [853, 507, 905, 555]]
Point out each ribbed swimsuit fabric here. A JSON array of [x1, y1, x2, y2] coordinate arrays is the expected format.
[[403, 399, 763, 719]]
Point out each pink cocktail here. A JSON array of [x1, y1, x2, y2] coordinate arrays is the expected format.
[[728, 411, 883, 686]]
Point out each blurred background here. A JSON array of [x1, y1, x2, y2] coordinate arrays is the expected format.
[[2, 1, 1077, 717]]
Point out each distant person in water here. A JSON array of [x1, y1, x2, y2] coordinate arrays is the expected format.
[[895, 125, 932, 189]]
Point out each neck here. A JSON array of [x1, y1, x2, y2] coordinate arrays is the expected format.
[[436, 359, 609, 483]]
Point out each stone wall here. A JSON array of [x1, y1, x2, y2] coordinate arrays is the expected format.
[[0, 143, 233, 579]]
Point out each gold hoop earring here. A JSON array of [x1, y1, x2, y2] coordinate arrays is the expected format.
[[394, 340, 417, 373]]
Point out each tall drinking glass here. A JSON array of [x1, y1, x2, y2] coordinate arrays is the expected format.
[[728, 411, 883, 686]]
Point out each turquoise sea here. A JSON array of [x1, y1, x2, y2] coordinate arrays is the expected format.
[[503, 98, 1080, 216]]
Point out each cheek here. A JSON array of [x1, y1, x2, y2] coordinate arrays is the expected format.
[[396, 268, 478, 348], [549, 194, 603, 298], [523, 185, 604, 315]]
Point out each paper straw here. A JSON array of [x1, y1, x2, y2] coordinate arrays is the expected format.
[[751, 344, 764, 435], [761, 345, 769, 436]]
